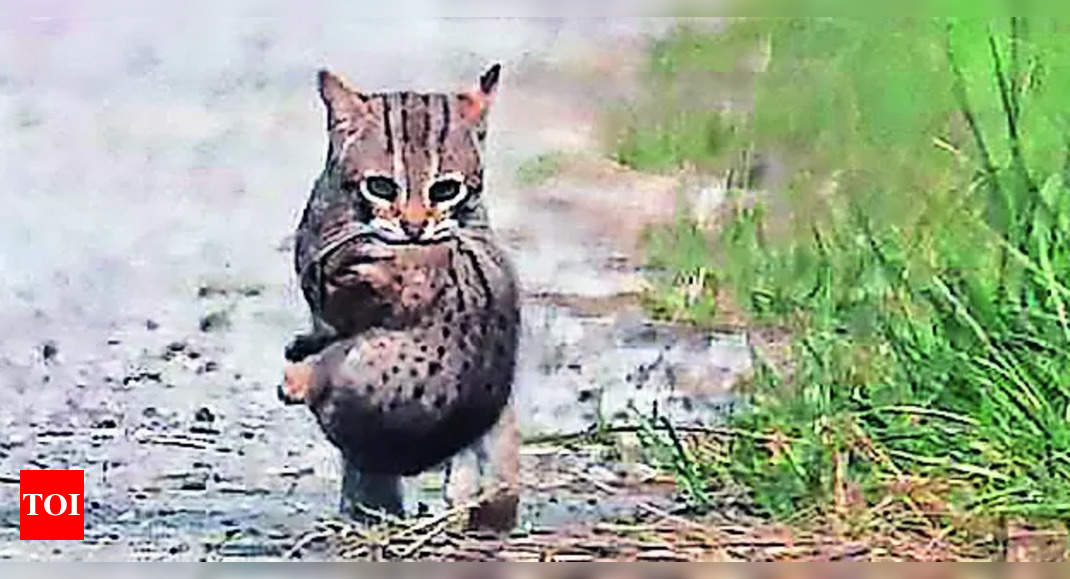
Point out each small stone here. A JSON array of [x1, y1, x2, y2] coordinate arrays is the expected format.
[[180, 478, 207, 491], [167, 341, 186, 353], [41, 341, 58, 363], [199, 311, 230, 333], [168, 544, 188, 555], [145, 319, 159, 331], [194, 407, 215, 423], [197, 285, 225, 298]]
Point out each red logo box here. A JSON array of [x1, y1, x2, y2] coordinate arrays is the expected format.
[[20, 470, 84, 540]]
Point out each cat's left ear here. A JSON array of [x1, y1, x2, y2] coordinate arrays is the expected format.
[[460, 63, 501, 122], [318, 69, 368, 129]]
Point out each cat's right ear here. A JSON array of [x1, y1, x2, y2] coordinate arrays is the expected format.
[[317, 69, 366, 128]]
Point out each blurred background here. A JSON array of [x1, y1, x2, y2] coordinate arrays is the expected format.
[[1, 4, 1068, 562]]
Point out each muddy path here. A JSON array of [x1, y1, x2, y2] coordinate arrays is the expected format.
[[0, 11, 746, 560]]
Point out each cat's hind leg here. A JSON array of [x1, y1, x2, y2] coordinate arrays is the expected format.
[[340, 456, 403, 523]]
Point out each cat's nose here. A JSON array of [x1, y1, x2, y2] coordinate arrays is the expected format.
[[400, 218, 426, 240], [400, 203, 429, 240]]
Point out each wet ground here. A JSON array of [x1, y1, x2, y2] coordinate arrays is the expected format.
[[0, 9, 746, 560]]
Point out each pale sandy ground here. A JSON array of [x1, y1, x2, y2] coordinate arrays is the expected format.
[[0, 6, 746, 560]]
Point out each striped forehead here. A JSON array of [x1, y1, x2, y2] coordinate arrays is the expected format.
[[336, 90, 484, 200], [374, 91, 452, 190]]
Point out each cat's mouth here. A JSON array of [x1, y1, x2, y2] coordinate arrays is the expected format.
[[368, 229, 455, 246], [374, 235, 451, 247]]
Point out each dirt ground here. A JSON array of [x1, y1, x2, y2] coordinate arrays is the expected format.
[[0, 8, 752, 560]]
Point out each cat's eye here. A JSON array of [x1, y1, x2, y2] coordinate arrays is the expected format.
[[363, 176, 399, 202], [429, 179, 465, 205]]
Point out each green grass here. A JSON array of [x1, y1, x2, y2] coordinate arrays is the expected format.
[[610, 107, 735, 173], [641, 207, 720, 325], [515, 151, 567, 187], [605, 26, 750, 174], [628, 18, 1070, 531]]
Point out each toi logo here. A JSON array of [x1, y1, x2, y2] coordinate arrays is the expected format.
[[20, 470, 84, 540]]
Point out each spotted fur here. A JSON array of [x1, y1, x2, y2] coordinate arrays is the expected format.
[[283, 65, 519, 523]]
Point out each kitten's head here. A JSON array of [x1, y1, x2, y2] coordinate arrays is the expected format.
[[317, 64, 500, 244]]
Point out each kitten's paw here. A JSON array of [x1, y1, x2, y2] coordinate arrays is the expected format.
[[278, 362, 314, 405], [285, 333, 332, 362]]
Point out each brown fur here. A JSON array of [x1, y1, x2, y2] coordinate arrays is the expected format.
[[282, 65, 519, 527]]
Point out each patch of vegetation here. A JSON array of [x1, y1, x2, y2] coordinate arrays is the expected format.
[[515, 151, 567, 187], [641, 208, 720, 325], [610, 107, 735, 174], [605, 24, 755, 174], [631, 18, 1070, 534], [634, 414, 727, 510]]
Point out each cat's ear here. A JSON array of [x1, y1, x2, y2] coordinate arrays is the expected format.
[[317, 69, 366, 128], [460, 63, 501, 122], [479, 63, 501, 96]]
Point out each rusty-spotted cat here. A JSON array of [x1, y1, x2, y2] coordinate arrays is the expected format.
[[279, 64, 520, 530]]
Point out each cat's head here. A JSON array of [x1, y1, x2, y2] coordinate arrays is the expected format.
[[317, 64, 500, 243]]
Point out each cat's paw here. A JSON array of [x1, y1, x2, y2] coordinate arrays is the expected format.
[[466, 491, 519, 533], [285, 333, 332, 362]]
